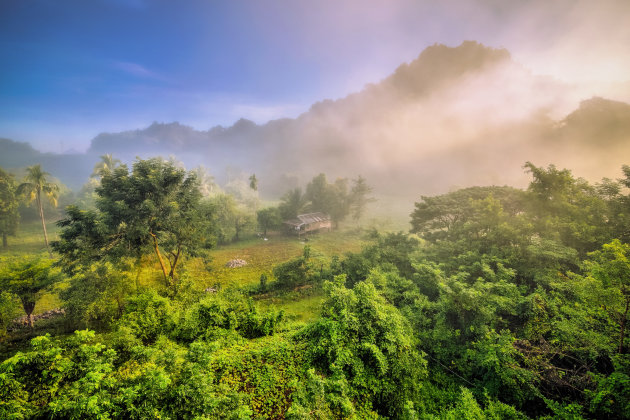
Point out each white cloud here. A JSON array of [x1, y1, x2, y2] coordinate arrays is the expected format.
[[113, 61, 166, 81]]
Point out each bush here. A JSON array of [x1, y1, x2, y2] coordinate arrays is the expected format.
[[272, 246, 317, 289], [117, 290, 177, 344], [177, 290, 283, 342]]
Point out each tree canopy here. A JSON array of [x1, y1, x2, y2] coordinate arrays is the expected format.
[[0, 167, 20, 248], [0, 256, 62, 327], [54, 158, 208, 293]]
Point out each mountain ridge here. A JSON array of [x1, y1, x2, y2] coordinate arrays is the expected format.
[[1, 41, 629, 196]]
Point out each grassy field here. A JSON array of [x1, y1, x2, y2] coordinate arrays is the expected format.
[[2, 220, 370, 321], [1, 218, 61, 257], [1, 219, 64, 315], [184, 228, 367, 321]]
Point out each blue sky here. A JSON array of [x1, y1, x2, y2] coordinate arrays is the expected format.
[[1, 0, 629, 152]]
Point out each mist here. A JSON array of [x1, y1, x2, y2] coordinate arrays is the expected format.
[[2, 0, 630, 213]]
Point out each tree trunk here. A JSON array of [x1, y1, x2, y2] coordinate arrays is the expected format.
[[150, 231, 170, 287], [22, 300, 36, 329], [2, 232, 7, 248], [37, 193, 53, 258], [168, 247, 181, 294]]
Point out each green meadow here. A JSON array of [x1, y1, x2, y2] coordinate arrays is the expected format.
[[1, 219, 368, 322]]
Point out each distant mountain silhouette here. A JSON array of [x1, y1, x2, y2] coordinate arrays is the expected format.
[[1, 41, 629, 197], [560, 97, 630, 144], [0, 138, 93, 190]]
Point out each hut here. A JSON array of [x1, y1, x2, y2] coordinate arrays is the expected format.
[[284, 212, 332, 237]]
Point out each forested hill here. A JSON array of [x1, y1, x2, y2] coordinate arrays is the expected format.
[[2, 42, 630, 195]]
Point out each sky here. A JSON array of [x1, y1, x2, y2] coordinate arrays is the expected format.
[[1, 0, 629, 153]]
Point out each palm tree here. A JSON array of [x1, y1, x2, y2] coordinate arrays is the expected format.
[[17, 165, 59, 258], [90, 153, 121, 179]]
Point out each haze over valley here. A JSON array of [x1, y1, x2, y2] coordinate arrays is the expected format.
[[2, 41, 630, 203], [4, 3, 630, 418]]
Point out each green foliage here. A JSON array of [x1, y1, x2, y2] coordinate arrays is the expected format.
[[259, 273, 268, 291], [439, 387, 527, 420], [525, 162, 610, 255], [211, 336, 304, 418], [343, 231, 419, 286], [118, 290, 178, 344], [0, 291, 19, 337], [0, 255, 62, 328], [6, 160, 630, 418], [90, 153, 121, 179], [0, 330, 255, 419], [176, 290, 284, 342], [582, 239, 630, 354], [349, 175, 375, 222], [249, 173, 258, 191], [256, 206, 282, 236], [54, 158, 207, 293], [279, 187, 309, 220], [300, 275, 427, 418], [305, 173, 351, 228], [588, 354, 630, 418], [272, 246, 318, 289], [410, 186, 527, 243], [61, 262, 136, 330], [203, 193, 255, 244], [0, 167, 20, 248]]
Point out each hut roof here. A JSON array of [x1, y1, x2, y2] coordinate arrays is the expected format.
[[284, 212, 330, 227]]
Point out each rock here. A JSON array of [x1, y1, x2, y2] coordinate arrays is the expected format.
[[9, 308, 66, 330], [225, 259, 247, 268]]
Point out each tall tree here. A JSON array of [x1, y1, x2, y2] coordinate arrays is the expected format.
[[0, 167, 20, 248], [17, 165, 59, 258], [249, 173, 258, 191], [54, 158, 206, 293], [279, 187, 309, 220], [193, 165, 218, 197], [349, 175, 375, 221], [0, 256, 62, 328], [90, 153, 121, 179], [524, 162, 609, 255], [305, 173, 352, 228], [583, 239, 630, 354], [257, 206, 282, 236]]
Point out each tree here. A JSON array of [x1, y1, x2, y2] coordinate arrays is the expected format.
[[90, 153, 121, 179], [249, 173, 258, 191], [279, 187, 309, 220], [0, 256, 62, 328], [54, 158, 205, 294], [17, 165, 59, 258], [328, 178, 351, 229], [233, 207, 256, 241], [410, 186, 527, 243], [257, 207, 282, 236], [584, 239, 630, 354], [349, 175, 375, 221], [305, 173, 331, 213], [193, 165, 218, 197], [524, 162, 609, 255], [203, 193, 239, 244], [300, 276, 426, 417], [305, 173, 351, 228], [0, 167, 20, 248]]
